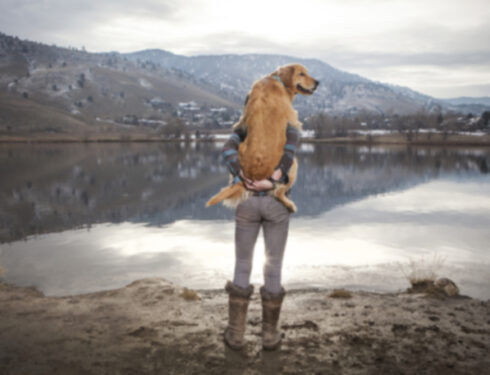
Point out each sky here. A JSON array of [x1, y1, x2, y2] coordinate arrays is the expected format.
[[0, 0, 489, 98]]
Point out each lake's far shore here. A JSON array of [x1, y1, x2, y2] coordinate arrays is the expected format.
[[0, 131, 490, 147], [0, 277, 488, 374]]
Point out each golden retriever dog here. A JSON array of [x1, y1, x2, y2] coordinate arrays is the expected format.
[[206, 63, 319, 212]]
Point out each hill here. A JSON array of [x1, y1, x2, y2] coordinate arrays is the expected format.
[[0, 32, 240, 138], [1, 31, 489, 139]]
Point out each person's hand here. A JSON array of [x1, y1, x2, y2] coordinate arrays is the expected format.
[[271, 168, 282, 181], [239, 169, 253, 185], [245, 178, 274, 191]]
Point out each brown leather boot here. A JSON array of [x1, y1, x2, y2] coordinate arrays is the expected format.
[[223, 280, 254, 350], [260, 285, 286, 350]]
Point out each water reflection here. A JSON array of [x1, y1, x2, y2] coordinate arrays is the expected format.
[[1, 179, 489, 298], [1, 143, 488, 243], [0, 142, 231, 243], [0, 143, 489, 298]]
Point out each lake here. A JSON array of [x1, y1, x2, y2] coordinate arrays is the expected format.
[[0, 142, 489, 299]]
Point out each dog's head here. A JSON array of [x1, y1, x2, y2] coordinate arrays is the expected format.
[[274, 64, 319, 95]]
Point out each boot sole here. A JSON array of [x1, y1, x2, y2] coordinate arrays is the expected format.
[[262, 340, 281, 351], [223, 327, 246, 350], [262, 333, 283, 351]]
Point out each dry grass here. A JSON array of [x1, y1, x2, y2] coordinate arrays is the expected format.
[[399, 253, 446, 287], [179, 287, 201, 301], [329, 289, 353, 299], [399, 253, 449, 295]]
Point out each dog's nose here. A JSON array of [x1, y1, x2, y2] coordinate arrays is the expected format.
[[314, 80, 320, 88]]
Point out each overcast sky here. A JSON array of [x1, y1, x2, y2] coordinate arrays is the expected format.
[[1, 0, 489, 98]]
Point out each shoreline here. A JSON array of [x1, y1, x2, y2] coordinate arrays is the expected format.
[[0, 132, 489, 146], [0, 137, 490, 148], [1, 277, 488, 374]]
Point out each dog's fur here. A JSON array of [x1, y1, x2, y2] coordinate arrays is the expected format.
[[206, 64, 319, 212]]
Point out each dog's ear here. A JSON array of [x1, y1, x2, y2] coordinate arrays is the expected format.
[[276, 65, 295, 88]]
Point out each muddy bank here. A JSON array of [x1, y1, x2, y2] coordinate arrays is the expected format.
[[0, 278, 488, 374]]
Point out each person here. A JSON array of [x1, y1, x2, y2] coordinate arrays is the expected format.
[[221, 122, 300, 351]]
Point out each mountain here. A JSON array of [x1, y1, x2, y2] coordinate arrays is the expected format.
[[438, 97, 490, 115], [125, 50, 481, 116], [441, 97, 490, 106], [1, 31, 489, 138]]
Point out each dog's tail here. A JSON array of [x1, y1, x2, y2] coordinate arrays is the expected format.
[[206, 182, 246, 207]]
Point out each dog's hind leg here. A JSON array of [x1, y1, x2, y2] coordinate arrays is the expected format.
[[273, 159, 298, 212]]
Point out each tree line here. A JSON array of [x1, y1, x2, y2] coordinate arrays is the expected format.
[[304, 111, 490, 139]]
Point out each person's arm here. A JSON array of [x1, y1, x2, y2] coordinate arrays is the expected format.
[[273, 123, 301, 184], [221, 126, 247, 184]]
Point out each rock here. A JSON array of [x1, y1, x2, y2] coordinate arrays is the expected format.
[[434, 278, 459, 297]]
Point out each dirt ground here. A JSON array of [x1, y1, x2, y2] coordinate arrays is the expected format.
[[0, 277, 488, 375]]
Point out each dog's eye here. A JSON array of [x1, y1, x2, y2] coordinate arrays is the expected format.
[[299, 72, 305, 76]]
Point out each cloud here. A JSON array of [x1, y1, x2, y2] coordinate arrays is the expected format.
[[420, 84, 490, 99], [0, 0, 182, 48], [171, 31, 286, 56], [0, 0, 489, 97]]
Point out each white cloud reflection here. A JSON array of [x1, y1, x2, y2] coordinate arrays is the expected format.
[[1, 177, 489, 298]]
